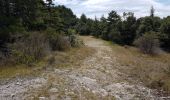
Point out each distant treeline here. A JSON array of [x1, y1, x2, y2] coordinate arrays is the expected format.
[[76, 7, 170, 51]]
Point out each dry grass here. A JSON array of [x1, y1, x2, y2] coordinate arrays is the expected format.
[[106, 42, 170, 94], [0, 46, 94, 80], [49, 46, 95, 69], [0, 61, 46, 79], [0, 65, 32, 79]]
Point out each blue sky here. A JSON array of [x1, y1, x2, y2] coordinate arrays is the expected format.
[[157, 0, 170, 4], [54, 0, 170, 19]]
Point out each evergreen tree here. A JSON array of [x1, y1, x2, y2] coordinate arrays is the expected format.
[[120, 12, 137, 45], [76, 14, 90, 35], [100, 16, 109, 40], [107, 11, 121, 42], [160, 16, 170, 50], [150, 6, 155, 18]]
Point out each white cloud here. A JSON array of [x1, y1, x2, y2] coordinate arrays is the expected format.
[[54, 0, 170, 19]]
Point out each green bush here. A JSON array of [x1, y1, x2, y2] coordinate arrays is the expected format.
[[67, 28, 77, 35], [134, 32, 160, 54], [108, 29, 122, 44], [69, 34, 84, 47]]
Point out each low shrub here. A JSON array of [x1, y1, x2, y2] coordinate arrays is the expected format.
[[0, 51, 6, 66], [134, 32, 160, 55], [53, 35, 71, 51], [108, 29, 122, 44], [45, 28, 71, 51], [10, 32, 50, 65], [0, 28, 83, 66], [47, 56, 55, 65], [69, 34, 84, 47]]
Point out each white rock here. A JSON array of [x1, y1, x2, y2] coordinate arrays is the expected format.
[[67, 92, 75, 95], [65, 96, 71, 100], [49, 88, 58, 93], [39, 97, 46, 100], [6, 85, 10, 88], [11, 94, 15, 98], [16, 82, 21, 85]]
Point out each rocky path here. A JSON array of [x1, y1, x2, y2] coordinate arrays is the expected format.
[[0, 36, 162, 100]]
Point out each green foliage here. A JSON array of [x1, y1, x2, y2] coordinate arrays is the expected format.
[[0, 0, 44, 47], [68, 28, 77, 35], [76, 14, 91, 35], [137, 17, 161, 37], [75, 6, 170, 51], [1, 2, 170, 66], [120, 12, 137, 45], [108, 29, 121, 43], [91, 17, 101, 37], [69, 34, 84, 47], [150, 6, 155, 18], [0, 1, 83, 66], [107, 11, 121, 42], [137, 17, 154, 36], [136, 6, 161, 37], [160, 16, 170, 50], [107, 11, 121, 26], [99, 16, 109, 39], [76, 23, 90, 35], [45, 5, 77, 33], [67, 29, 84, 47], [80, 14, 88, 23]]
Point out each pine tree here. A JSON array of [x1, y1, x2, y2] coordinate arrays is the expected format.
[[150, 6, 155, 18]]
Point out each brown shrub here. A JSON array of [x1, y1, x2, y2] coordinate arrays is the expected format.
[[44, 28, 71, 51], [134, 32, 160, 55], [0, 51, 6, 66], [10, 32, 50, 65], [50, 35, 71, 51]]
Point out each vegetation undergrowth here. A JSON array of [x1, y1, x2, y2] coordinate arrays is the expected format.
[[108, 42, 170, 95]]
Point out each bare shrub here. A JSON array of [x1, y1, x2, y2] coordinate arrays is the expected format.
[[50, 35, 71, 51], [134, 32, 160, 55], [44, 28, 71, 51], [47, 56, 55, 65], [0, 51, 6, 66], [10, 32, 50, 65], [0, 46, 14, 66]]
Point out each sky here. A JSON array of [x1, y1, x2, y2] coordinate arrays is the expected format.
[[54, 0, 170, 19]]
